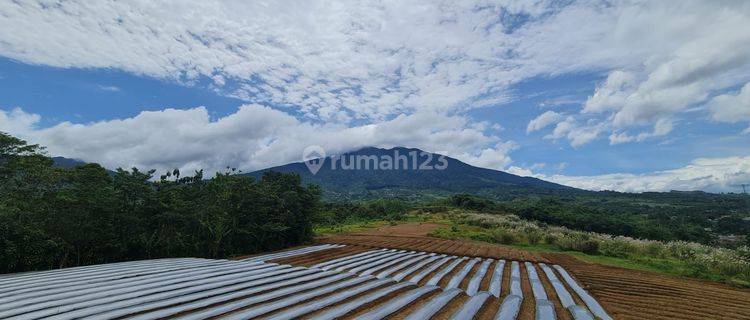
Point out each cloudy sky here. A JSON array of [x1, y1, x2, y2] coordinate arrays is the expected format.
[[1, 0, 749, 192]]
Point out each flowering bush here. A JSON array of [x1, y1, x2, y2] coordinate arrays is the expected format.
[[457, 212, 750, 284]]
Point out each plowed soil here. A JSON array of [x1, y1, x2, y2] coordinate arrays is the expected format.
[[311, 222, 750, 319], [317, 222, 548, 262], [546, 253, 750, 320]]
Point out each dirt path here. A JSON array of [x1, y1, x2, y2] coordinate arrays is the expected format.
[[353, 222, 445, 236]]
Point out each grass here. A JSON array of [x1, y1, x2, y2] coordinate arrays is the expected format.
[[313, 219, 389, 235], [428, 221, 750, 287]]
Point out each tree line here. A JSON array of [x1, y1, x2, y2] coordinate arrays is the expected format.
[[0, 132, 321, 273]]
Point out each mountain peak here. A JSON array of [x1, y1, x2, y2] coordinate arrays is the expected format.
[[247, 146, 576, 200]]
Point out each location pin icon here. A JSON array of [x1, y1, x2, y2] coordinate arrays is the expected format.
[[302, 145, 326, 175]]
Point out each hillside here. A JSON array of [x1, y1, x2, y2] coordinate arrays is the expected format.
[[246, 147, 579, 201]]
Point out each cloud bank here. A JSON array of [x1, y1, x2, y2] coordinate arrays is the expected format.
[[0, 106, 514, 176], [1, 1, 749, 192]]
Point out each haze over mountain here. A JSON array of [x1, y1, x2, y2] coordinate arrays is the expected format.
[[246, 147, 578, 201]]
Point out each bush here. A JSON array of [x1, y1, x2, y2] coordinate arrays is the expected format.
[[599, 238, 636, 258], [579, 240, 600, 255], [491, 229, 518, 245], [527, 231, 542, 245], [544, 234, 558, 245], [644, 242, 664, 257], [558, 235, 600, 254]]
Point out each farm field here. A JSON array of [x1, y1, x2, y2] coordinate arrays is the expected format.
[[1, 223, 749, 319], [314, 222, 750, 319], [0, 243, 603, 320]]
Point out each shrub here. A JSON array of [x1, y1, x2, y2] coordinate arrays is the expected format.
[[579, 240, 600, 255], [599, 237, 636, 258], [491, 229, 518, 245], [558, 235, 599, 254], [644, 242, 664, 257], [544, 234, 558, 245], [527, 231, 542, 245]]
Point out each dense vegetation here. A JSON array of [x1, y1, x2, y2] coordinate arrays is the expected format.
[[0, 132, 321, 273], [446, 193, 749, 246]]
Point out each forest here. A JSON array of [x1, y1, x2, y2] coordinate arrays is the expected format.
[[0, 132, 321, 273]]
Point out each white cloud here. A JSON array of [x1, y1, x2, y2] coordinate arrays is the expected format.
[[544, 117, 604, 148], [583, 71, 637, 114], [0, 107, 40, 137], [1, 0, 749, 185], [0, 1, 539, 121], [456, 141, 518, 170], [524, 1, 750, 146], [709, 82, 750, 132], [0, 106, 517, 175], [1, 0, 748, 131], [527, 111, 563, 133], [97, 85, 121, 92], [511, 156, 750, 193], [608, 118, 674, 145]]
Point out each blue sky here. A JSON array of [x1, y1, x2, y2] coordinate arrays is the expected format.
[[1, 1, 749, 192]]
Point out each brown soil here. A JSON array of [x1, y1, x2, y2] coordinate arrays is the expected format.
[[317, 234, 548, 262], [355, 222, 445, 237], [545, 253, 750, 320]]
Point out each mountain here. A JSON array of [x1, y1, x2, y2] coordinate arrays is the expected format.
[[52, 156, 87, 169], [246, 147, 581, 201]]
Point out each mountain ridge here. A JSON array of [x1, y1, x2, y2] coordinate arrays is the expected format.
[[246, 146, 580, 200]]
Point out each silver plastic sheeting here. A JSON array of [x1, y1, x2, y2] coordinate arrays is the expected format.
[[0, 246, 612, 320], [509, 261, 522, 296], [569, 305, 595, 320], [466, 259, 493, 295], [404, 288, 462, 320], [1, 262, 286, 319], [536, 299, 556, 320], [310, 249, 386, 269], [0, 258, 209, 286], [495, 295, 522, 320], [408, 256, 454, 283], [242, 244, 344, 262], [446, 258, 479, 290], [357, 285, 440, 320], [539, 263, 594, 320], [310, 281, 413, 320], [449, 291, 490, 320], [0, 259, 215, 293], [392, 254, 443, 281], [539, 263, 575, 308], [553, 265, 612, 320], [38, 266, 299, 320], [376, 253, 432, 279], [359, 252, 425, 276], [175, 272, 352, 320], [95, 268, 330, 320], [0, 259, 235, 304], [220, 275, 372, 319], [526, 262, 555, 320], [426, 257, 466, 286], [266, 278, 394, 320], [525, 262, 548, 300], [489, 260, 506, 297], [333, 250, 403, 272]]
